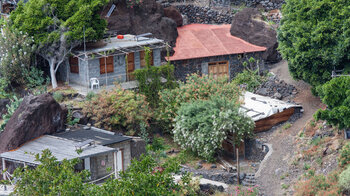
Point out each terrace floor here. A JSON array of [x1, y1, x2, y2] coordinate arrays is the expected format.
[[68, 80, 139, 96]]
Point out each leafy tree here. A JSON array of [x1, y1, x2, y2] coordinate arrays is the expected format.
[[13, 150, 198, 196], [314, 77, 350, 129], [0, 21, 36, 89], [12, 149, 92, 196], [278, 0, 350, 88], [94, 154, 198, 196], [9, 0, 108, 88], [173, 96, 255, 161]]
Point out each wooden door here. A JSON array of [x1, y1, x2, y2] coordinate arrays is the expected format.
[[127, 53, 135, 81], [140, 50, 153, 67], [208, 61, 229, 79]]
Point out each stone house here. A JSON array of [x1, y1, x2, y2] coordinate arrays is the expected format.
[[58, 34, 166, 88], [168, 24, 267, 81]]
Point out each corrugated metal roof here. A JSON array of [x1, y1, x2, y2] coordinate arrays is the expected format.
[[0, 135, 116, 165], [55, 127, 132, 146], [168, 24, 266, 61], [75, 35, 164, 54], [241, 92, 302, 121]]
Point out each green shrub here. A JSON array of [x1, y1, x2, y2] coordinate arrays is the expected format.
[[52, 92, 64, 103], [82, 86, 152, 133], [157, 74, 241, 131], [339, 166, 350, 191], [134, 47, 177, 108], [23, 67, 47, 89], [232, 69, 265, 92], [314, 77, 350, 129], [173, 96, 255, 161], [294, 172, 340, 196], [339, 142, 350, 167], [0, 95, 23, 131], [0, 77, 10, 99], [149, 137, 166, 152], [66, 106, 79, 126], [85, 91, 96, 101], [138, 121, 150, 144]]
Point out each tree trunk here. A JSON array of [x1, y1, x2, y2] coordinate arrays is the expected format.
[[49, 59, 58, 89]]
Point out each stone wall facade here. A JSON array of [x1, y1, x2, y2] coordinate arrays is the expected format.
[[159, 0, 284, 25], [175, 5, 232, 24], [173, 52, 265, 81], [90, 152, 115, 180], [58, 48, 162, 87], [130, 137, 147, 160]]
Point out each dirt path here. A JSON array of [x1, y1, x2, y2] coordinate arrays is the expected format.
[[256, 60, 324, 195]]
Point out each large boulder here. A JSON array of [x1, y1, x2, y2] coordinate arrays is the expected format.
[[230, 8, 280, 62], [164, 6, 183, 27], [101, 0, 178, 46], [0, 93, 67, 153]]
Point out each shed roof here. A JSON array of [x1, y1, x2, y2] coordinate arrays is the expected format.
[[73, 35, 165, 59], [55, 127, 132, 146], [241, 91, 302, 121], [168, 24, 266, 61], [0, 135, 116, 165]]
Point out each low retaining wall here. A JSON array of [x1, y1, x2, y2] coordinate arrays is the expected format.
[[176, 4, 232, 24]]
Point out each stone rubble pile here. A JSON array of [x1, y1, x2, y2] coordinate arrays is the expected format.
[[254, 74, 298, 100], [180, 165, 256, 186]]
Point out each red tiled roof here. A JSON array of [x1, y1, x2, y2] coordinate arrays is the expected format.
[[168, 24, 266, 61]]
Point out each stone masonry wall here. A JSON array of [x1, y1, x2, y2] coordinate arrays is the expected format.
[[160, 0, 283, 25], [90, 152, 115, 180], [173, 52, 265, 81], [175, 5, 232, 24]]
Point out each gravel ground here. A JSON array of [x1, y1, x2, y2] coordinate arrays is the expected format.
[[255, 60, 325, 196]]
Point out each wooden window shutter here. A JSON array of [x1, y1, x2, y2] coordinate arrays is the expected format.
[[100, 56, 114, 74], [127, 53, 135, 81], [69, 56, 79, 73]]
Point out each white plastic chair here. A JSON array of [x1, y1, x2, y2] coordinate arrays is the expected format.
[[90, 78, 100, 90]]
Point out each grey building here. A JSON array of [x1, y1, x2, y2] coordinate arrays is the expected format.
[[54, 127, 147, 180], [168, 24, 267, 81], [0, 127, 147, 182], [58, 34, 166, 88], [0, 135, 120, 181]]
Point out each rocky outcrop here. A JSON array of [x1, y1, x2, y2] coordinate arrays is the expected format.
[[0, 94, 67, 153], [164, 6, 183, 27], [101, 0, 178, 46], [230, 8, 280, 62]]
